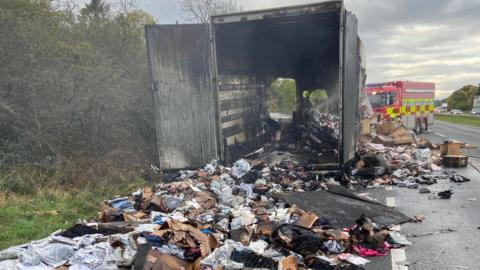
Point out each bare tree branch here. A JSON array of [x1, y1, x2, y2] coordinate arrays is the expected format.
[[181, 0, 241, 23]]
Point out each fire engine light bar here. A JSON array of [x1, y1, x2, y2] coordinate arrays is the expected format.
[[405, 89, 435, 93]]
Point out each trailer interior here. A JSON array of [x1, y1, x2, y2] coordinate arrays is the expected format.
[[213, 2, 342, 166]]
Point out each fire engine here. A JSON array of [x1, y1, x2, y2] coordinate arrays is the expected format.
[[364, 81, 436, 133]]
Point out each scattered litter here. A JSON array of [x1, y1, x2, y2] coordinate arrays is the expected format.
[[415, 214, 425, 222], [407, 228, 456, 238], [450, 174, 470, 183], [387, 232, 411, 246], [338, 253, 370, 265], [419, 187, 431, 193], [438, 190, 453, 199]]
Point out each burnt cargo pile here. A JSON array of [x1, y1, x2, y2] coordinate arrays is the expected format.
[[353, 117, 472, 195], [0, 158, 412, 270], [296, 111, 340, 156]]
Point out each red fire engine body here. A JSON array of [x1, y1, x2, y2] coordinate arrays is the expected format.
[[364, 81, 436, 133]]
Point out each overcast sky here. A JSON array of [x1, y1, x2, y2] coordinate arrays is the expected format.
[[131, 0, 480, 99]]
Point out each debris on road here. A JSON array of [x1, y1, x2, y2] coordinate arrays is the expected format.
[[406, 228, 457, 238], [438, 190, 453, 199], [440, 140, 469, 167], [415, 214, 426, 222], [0, 157, 414, 270], [353, 119, 472, 195], [419, 187, 431, 193]]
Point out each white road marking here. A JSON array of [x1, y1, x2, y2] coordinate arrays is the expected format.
[[433, 132, 446, 138], [386, 186, 393, 191], [389, 225, 401, 231], [386, 197, 409, 269], [391, 248, 409, 270], [386, 197, 396, 207]]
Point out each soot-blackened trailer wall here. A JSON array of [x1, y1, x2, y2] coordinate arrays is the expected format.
[[145, 25, 220, 170]]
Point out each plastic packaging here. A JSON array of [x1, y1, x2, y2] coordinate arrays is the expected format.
[[387, 232, 411, 246], [231, 159, 251, 178], [337, 253, 370, 265], [323, 240, 345, 253], [162, 196, 184, 212], [196, 213, 215, 224], [414, 148, 431, 164], [24, 242, 75, 268], [109, 197, 135, 213]]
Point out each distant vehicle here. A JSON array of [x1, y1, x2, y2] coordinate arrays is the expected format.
[[470, 108, 480, 115], [364, 81, 436, 134], [472, 96, 480, 115], [435, 103, 448, 113], [450, 109, 463, 114]]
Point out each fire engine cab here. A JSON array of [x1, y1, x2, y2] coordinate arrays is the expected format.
[[364, 81, 436, 133]]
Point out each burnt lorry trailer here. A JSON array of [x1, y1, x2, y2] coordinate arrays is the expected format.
[[145, 1, 366, 171]]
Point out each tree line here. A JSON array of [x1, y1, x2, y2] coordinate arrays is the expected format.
[[0, 0, 157, 170], [445, 85, 480, 111]]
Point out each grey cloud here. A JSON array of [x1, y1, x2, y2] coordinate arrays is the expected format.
[[136, 0, 480, 98]]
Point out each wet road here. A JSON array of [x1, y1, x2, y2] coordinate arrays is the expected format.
[[367, 121, 480, 270], [430, 120, 480, 146]]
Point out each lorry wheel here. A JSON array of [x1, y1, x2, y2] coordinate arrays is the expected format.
[[415, 120, 422, 134]]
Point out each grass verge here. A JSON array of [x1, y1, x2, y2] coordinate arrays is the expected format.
[[434, 114, 480, 128], [0, 165, 148, 250]]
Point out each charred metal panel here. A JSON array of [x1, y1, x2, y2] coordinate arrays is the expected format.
[[341, 10, 360, 163], [218, 75, 267, 164], [145, 25, 218, 170]]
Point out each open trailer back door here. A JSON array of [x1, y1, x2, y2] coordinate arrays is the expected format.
[[341, 9, 361, 165], [145, 25, 220, 170]]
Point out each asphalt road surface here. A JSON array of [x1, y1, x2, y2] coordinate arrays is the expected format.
[[367, 120, 480, 270], [430, 120, 480, 146]]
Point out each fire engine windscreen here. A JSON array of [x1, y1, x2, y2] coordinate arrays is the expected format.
[[213, 4, 342, 165], [368, 92, 396, 108]]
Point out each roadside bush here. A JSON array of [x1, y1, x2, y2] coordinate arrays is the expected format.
[[0, 0, 157, 171]]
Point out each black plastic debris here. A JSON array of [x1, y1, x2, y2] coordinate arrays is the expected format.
[[305, 256, 366, 270], [230, 249, 278, 269], [296, 111, 339, 153], [449, 174, 470, 183], [272, 224, 326, 256], [416, 175, 437, 185], [58, 224, 99, 238], [419, 187, 431, 193], [273, 186, 413, 228], [438, 190, 453, 199], [162, 172, 181, 182]]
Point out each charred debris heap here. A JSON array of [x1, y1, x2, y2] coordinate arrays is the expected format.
[[0, 110, 473, 270]]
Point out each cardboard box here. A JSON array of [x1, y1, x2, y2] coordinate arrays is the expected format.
[[279, 255, 298, 270], [294, 212, 318, 228], [372, 135, 394, 147], [360, 119, 371, 135], [358, 134, 373, 145], [375, 122, 398, 135], [389, 126, 407, 138], [440, 142, 461, 156], [442, 155, 468, 167], [393, 135, 413, 146]]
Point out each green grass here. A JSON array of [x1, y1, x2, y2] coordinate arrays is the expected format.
[[434, 114, 480, 127], [0, 178, 147, 250]]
